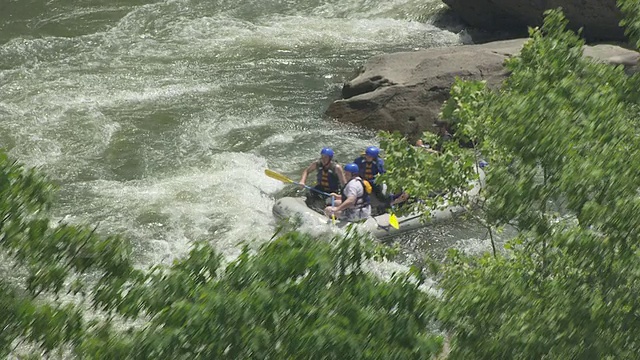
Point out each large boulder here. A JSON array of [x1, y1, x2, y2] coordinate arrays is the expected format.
[[441, 0, 626, 43], [325, 39, 639, 141]]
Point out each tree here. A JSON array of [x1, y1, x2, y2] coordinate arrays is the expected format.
[[620, 0, 640, 48], [0, 150, 140, 358], [80, 228, 446, 359], [380, 4, 640, 359]]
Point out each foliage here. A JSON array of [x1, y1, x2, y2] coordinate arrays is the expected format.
[[381, 7, 640, 359], [0, 151, 140, 358], [438, 227, 640, 360], [0, 148, 442, 359], [378, 131, 480, 220], [80, 229, 443, 359], [619, 0, 640, 48]]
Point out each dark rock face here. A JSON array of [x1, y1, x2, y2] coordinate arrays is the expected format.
[[441, 0, 626, 43], [325, 39, 639, 142]]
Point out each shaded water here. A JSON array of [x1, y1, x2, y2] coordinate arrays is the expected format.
[[0, 0, 500, 267]]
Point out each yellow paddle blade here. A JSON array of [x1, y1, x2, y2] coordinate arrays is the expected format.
[[264, 169, 294, 184], [389, 213, 400, 230]]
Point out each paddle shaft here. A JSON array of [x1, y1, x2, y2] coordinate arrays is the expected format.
[[295, 182, 332, 198], [265, 169, 332, 197], [331, 195, 336, 225]]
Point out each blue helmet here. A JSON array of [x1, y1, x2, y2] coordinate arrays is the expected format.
[[320, 147, 334, 159], [365, 146, 379, 158], [344, 163, 359, 174]]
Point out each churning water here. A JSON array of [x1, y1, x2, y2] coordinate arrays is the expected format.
[[1, 0, 495, 267]]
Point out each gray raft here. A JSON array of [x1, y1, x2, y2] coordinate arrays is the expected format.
[[273, 168, 485, 240]]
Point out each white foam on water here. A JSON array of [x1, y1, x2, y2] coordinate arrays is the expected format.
[[199, 15, 464, 51], [97, 0, 465, 62], [60, 152, 278, 262], [364, 258, 440, 296]]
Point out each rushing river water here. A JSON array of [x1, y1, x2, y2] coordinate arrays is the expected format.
[[0, 0, 498, 268]]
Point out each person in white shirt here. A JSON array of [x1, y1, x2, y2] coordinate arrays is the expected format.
[[324, 163, 371, 222]]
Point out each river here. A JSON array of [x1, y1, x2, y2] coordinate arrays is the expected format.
[[0, 0, 496, 269]]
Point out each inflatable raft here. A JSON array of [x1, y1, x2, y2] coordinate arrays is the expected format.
[[272, 168, 486, 240]]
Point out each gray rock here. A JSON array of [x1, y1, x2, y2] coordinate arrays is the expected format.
[[441, 0, 626, 43], [325, 39, 639, 141]]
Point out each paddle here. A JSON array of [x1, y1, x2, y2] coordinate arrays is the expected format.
[[389, 208, 399, 230], [330, 195, 336, 225], [264, 169, 331, 197]]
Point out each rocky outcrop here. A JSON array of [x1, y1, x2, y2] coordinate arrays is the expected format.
[[325, 39, 640, 141], [441, 0, 626, 43]]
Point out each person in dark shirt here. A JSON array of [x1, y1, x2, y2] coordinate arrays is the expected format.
[[300, 147, 346, 209], [415, 120, 453, 154], [353, 146, 386, 202]]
